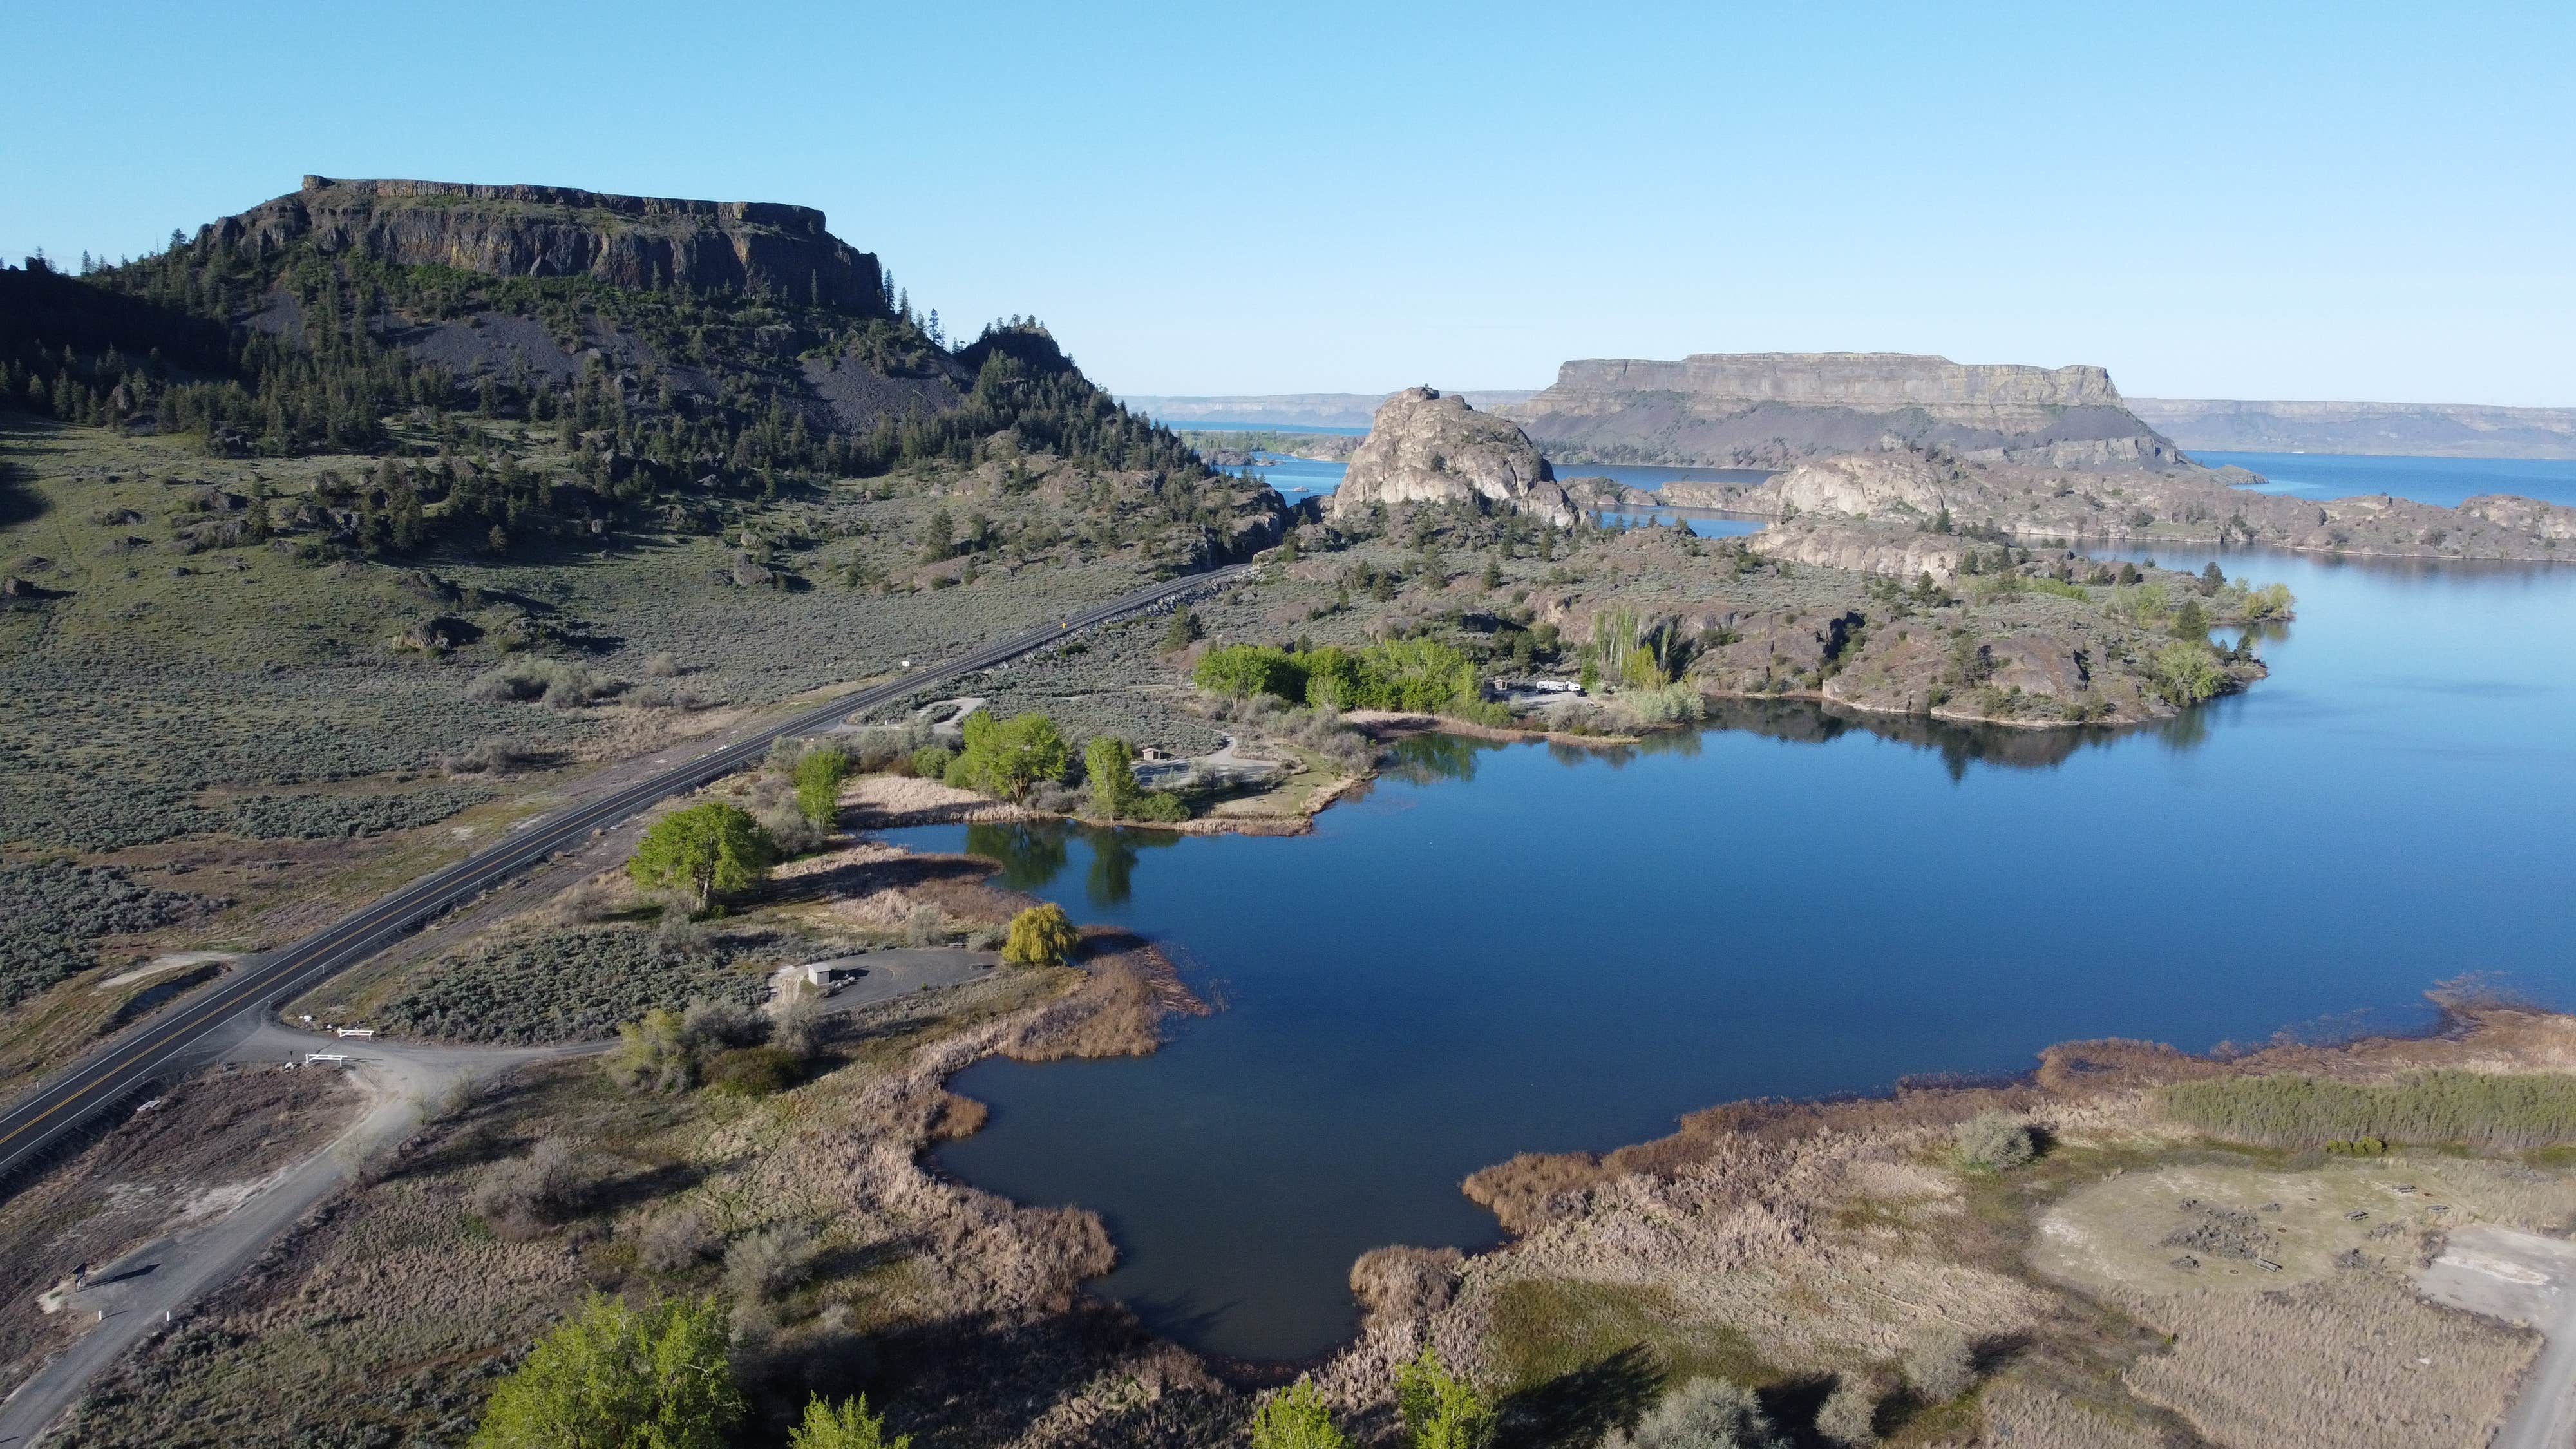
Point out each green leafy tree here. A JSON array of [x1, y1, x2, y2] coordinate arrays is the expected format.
[[788, 1393, 910, 1449], [2152, 640, 2226, 705], [1250, 1378, 1350, 1449], [918, 507, 954, 562], [794, 746, 849, 829], [468, 1293, 743, 1449], [1193, 643, 1302, 700], [629, 803, 776, 914], [1359, 638, 1479, 713], [947, 712, 1070, 800], [1002, 902, 1081, 966], [1396, 1347, 1495, 1449], [1085, 735, 1139, 819]]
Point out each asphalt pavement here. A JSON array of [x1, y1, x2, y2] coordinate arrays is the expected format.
[[0, 564, 1245, 1195]]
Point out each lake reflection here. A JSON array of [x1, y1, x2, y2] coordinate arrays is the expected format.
[[890, 530, 2576, 1362]]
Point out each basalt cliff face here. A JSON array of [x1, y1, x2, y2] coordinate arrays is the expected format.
[[1327, 388, 1573, 526], [2126, 397, 2576, 460], [198, 176, 886, 312], [1499, 352, 2188, 471]]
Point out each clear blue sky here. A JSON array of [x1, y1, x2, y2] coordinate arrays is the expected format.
[[6, 1, 2569, 404]]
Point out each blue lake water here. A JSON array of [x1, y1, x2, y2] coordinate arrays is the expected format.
[[891, 455, 2576, 1362], [2202, 450, 2576, 509]]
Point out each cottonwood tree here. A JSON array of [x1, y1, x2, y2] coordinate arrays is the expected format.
[[794, 745, 850, 828], [947, 712, 1069, 800], [629, 802, 776, 914], [1084, 735, 1139, 819], [469, 1293, 743, 1449]]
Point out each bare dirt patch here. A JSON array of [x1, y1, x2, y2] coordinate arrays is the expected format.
[[0, 1065, 361, 1400]]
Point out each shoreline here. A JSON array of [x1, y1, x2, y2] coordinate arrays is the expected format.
[[909, 786, 2573, 1387]]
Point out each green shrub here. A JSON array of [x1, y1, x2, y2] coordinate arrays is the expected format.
[[790, 1393, 910, 1449], [1195, 643, 1303, 699], [1902, 1328, 1978, 1405], [468, 1293, 742, 1449], [2159, 1071, 2576, 1150], [1128, 790, 1190, 822], [1251, 1378, 1349, 1449], [705, 1044, 800, 1096], [222, 783, 500, 840], [1190, 639, 1490, 719], [0, 860, 223, 1009], [1954, 1112, 2036, 1171], [385, 926, 775, 1045], [1815, 1379, 1879, 1446], [1605, 1378, 1785, 1449], [1396, 1347, 1495, 1449], [2151, 640, 2226, 705], [2244, 582, 2295, 620], [910, 744, 954, 779]]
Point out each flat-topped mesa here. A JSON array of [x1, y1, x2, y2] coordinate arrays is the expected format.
[[1500, 351, 2188, 471], [1327, 387, 1574, 526], [194, 175, 885, 311]]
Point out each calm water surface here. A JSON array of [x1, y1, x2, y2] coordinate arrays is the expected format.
[[2206, 450, 2576, 509], [889, 455, 2576, 1362]]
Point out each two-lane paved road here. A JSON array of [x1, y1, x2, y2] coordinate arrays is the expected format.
[[0, 564, 1249, 1193]]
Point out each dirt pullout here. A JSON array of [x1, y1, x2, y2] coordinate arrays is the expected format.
[[0, 1065, 362, 1400], [51, 837, 1225, 1449]]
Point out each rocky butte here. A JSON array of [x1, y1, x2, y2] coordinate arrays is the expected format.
[[199, 175, 885, 310], [1326, 386, 1575, 526], [1499, 351, 2190, 471]]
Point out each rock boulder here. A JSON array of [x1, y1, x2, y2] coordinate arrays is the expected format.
[[1327, 388, 1572, 526]]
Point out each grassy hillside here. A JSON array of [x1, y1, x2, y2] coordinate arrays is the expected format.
[[0, 209, 1285, 1076]]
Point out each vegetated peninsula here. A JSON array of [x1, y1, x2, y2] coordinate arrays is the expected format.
[[1168, 386, 2286, 734]]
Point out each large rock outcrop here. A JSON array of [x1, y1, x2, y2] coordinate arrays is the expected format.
[[1655, 439, 2576, 563], [198, 176, 886, 312], [1499, 352, 2188, 471], [1327, 388, 1573, 526]]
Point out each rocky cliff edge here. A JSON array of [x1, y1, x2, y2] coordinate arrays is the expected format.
[[195, 176, 885, 312], [1327, 387, 1572, 526]]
